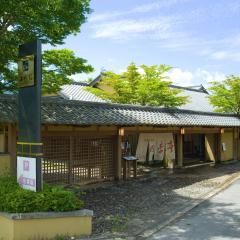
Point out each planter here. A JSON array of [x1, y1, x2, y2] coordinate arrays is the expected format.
[[0, 209, 93, 240]]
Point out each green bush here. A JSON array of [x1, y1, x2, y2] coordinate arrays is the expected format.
[[0, 176, 84, 213]]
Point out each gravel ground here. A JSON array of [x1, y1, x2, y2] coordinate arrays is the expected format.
[[72, 162, 240, 240]]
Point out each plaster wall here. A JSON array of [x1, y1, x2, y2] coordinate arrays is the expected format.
[[221, 131, 234, 161], [205, 134, 216, 161]]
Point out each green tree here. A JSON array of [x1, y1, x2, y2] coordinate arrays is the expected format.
[[86, 63, 188, 107], [42, 49, 93, 94], [0, 49, 94, 94], [208, 75, 240, 114], [0, 0, 91, 93]]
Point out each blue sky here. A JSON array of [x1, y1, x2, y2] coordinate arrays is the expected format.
[[45, 0, 240, 86]]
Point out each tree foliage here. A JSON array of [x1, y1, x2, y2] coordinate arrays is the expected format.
[[0, 0, 92, 93], [0, 49, 94, 94], [86, 63, 188, 107], [42, 49, 93, 94], [208, 75, 240, 114]]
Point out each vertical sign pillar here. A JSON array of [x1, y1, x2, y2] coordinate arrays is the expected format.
[[17, 40, 42, 192]]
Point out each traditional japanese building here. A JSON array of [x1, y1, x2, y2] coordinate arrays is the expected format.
[[0, 93, 240, 185]]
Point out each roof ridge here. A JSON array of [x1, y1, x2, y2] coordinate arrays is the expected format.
[[169, 84, 208, 93], [41, 96, 236, 117], [0, 94, 236, 117], [68, 81, 89, 86]]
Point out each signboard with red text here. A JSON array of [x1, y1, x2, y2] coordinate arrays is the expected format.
[[17, 156, 36, 192]]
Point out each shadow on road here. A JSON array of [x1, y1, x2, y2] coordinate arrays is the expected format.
[[74, 162, 240, 239], [150, 179, 240, 240]]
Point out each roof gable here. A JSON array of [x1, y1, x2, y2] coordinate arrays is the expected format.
[[59, 83, 106, 103]]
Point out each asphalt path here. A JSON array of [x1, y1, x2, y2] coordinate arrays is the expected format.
[[147, 179, 240, 240]]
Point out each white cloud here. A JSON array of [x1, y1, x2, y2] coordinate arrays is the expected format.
[[166, 68, 193, 86], [199, 47, 240, 62], [118, 67, 225, 87], [211, 51, 240, 62], [92, 17, 174, 40], [89, 0, 240, 63], [132, 0, 189, 14], [89, 0, 189, 23], [166, 68, 225, 86], [211, 51, 230, 60], [194, 69, 225, 83]]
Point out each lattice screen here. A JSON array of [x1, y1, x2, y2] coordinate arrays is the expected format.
[[42, 136, 70, 184], [42, 136, 115, 184]]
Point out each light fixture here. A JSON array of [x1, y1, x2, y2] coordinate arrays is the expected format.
[[220, 128, 224, 134], [118, 127, 125, 136], [180, 128, 185, 135]]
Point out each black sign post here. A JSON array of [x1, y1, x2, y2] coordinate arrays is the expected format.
[[17, 40, 42, 192]]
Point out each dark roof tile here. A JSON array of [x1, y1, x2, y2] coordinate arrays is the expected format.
[[0, 94, 240, 127]]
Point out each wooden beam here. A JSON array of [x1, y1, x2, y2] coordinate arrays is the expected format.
[[215, 132, 222, 163], [233, 128, 238, 161], [68, 136, 73, 184], [176, 133, 183, 167], [42, 131, 117, 137], [8, 124, 17, 175], [237, 128, 240, 160], [115, 132, 122, 180]]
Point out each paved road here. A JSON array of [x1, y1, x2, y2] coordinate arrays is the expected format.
[[147, 179, 240, 240]]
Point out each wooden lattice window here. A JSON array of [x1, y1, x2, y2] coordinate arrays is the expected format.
[[42, 135, 115, 184]]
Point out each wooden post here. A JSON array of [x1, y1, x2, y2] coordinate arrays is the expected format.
[[215, 132, 222, 163], [176, 133, 183, 167], [8, 124, 17, 175], [68, 136, 73, 184], [237, 128, 240, 161], [233, 128, 238, 161], [115, 131, 122, 180]]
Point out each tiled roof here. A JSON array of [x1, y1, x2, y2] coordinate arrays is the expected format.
[[178, 89, 215, 112], [167, 85, 214, 112], [59, 83, 106, 102], [0, 94, 240, 127]]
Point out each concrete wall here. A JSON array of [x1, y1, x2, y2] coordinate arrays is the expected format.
[[221, 131, 234, 161], [0, 216, 13, 240], [205, 134, 216, 162], [0, 213, 92, 240]]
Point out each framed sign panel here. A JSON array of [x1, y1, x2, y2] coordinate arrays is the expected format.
[[17, 156, 37, 192], [18, 55, 35, 88]]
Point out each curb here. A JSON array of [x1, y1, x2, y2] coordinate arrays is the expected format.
[[136, 172, 240, 239]]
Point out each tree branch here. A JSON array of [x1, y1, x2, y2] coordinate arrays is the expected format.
[[0, 15, 13, 37]]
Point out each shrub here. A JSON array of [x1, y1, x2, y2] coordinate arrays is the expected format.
[[0, 176, 84, 213]]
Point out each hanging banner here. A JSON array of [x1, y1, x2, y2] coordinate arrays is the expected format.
[[136, 133, 153, 162], [136, 133, 175, 162]]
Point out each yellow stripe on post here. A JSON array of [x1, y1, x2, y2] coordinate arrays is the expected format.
[[17, 142, 43, 146]]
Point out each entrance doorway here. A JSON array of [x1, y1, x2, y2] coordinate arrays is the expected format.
[[183, 134, 205, 164]]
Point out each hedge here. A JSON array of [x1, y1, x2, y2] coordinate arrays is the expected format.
[[0, 176, 84, 213]]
